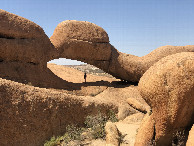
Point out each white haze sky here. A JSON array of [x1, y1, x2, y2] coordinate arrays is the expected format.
[[1, 0, 194, 65]]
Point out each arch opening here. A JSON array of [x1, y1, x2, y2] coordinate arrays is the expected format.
[[47, 58, 121, 96], [47, 58, 115, 84]]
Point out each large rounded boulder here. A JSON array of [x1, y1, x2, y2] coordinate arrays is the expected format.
[[136, 52, 194, 145], [0, 9, 66, 89], [0, 9, 55, 65], [50, 20, 111, 63]]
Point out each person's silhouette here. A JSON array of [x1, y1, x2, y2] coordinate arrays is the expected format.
[[84, 72, 87, 83]]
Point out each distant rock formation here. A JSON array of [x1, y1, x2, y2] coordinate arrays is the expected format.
[[51, 20, 194, 82], [136, 52, 194, 146]]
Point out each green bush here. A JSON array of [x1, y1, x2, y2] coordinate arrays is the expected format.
[[44, 136, 62, 146], [84, 110, 118, 139], [44, 125, 83, 146], [44, 110, 118, 145]]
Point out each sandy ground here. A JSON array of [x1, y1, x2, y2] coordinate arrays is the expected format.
[[47, 63, 118, 83]]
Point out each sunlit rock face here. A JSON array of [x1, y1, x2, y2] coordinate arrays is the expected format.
[[136, 52, 194, 146], [0, 9, 56, 64], [0, 9, 68, 89]]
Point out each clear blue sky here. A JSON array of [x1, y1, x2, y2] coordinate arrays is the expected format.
[[1, 0, 194, 65]]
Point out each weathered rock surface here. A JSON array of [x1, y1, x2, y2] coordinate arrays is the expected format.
[[121, 112, 145, 124], [116, 123, 139, 146], [134, 113, 155, 146], [117, 104, 133, 121], [51, 20, 109, 44], [0, 77, 117, 146], [126, 97, 147, 114], [187, 124, 194, 146], [116, 113, 145, 146], [0, 9, 63, 89], [0, 9, 55, 64], [105, 113, 144, 146], [64, 138, 106, 146], [50, 20, 113, 79], [51, 20, 194, 82], [0, 61, 79, 90], [89, 139, 106, 146], [50, 20, 111, 63], [136, 52, 194, 146], [105, 122, 120, 146]]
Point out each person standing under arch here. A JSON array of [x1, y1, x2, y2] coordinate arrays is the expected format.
[[84, 72, 87, 83]]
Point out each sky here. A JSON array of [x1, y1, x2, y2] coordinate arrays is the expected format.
[[1, 0, 194, 65]]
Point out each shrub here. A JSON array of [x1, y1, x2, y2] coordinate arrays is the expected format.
[[84, 110, 118, 139], [44, 125, 83, 146], [44, 136, 62, 146], [44, 110, 118, 145]]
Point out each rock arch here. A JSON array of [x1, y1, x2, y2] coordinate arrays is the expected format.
[[1, 9, 194, 88], [50, 20, 194, 83]]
